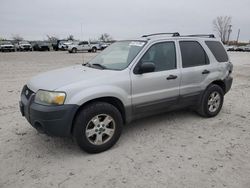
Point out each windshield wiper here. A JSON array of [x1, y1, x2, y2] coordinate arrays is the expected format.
[[82, 62, 91, 67], [92, 63, 107, 69], [82, 62, 107, 70]]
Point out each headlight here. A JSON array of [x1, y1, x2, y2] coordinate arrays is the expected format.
[[35, 90, 66, 105]]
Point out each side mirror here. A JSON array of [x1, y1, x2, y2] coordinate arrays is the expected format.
[[138, 62, 155, 74]]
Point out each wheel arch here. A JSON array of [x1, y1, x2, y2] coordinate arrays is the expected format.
[[210, 80, 226, 94], [71, 96, 126, 134]]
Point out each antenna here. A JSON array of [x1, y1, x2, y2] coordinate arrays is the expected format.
[[81, 23, 84, 64], [236, 29, 240, 44]]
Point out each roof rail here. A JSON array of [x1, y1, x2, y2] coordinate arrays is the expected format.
[[142, 32, 180, 37], [180, 34, 215, 38]]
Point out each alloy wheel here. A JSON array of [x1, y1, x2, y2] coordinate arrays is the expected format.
[[85, 114, 115, 145]]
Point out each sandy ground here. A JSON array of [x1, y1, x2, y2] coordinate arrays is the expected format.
[[0, 51, 250, 188]]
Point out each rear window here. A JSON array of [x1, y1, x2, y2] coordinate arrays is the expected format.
[[205, 41, 228, 62]]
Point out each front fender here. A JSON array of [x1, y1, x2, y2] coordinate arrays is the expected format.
[[66, 85, 131, 107]]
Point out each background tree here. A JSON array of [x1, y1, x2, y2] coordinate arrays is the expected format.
[[0, 37, 7, 41], [47, 35, 59, 42], [213, 16, 232, 43], [12, 34, 23, 42], [67, 35, 74, 41], [99, 33, 113, 42]]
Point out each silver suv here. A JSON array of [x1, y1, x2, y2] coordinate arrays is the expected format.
[[19, 33, 233, 153]]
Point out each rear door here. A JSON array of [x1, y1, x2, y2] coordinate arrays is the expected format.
[[131, 41, 181, 116], [178, 40, 211, 101]]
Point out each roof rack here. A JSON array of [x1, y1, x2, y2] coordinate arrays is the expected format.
[[142, 32, 180, 37], [180, 34, 215, 38]]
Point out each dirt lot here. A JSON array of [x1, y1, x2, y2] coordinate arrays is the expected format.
[[0, 51, 250, 188]]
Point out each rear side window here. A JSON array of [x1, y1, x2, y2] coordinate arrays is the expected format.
[[179, 41, 209, 68], [205, 41, 229, 62]]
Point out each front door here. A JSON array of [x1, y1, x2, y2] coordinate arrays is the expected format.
[[131, 41, 181, 116]]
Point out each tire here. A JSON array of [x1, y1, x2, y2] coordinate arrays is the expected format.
[[72, 48, 77, 53], [92, 47, 97, 53], [197, 84, 224, 117], [73, 102, 123, 153]]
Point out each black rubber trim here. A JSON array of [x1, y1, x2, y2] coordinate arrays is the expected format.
[[223, 76, 233, 93], [131, 91, 203, 121], [20, 92, 79, 137]]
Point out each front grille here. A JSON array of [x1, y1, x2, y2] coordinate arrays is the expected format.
[[22, 85, 34, 100]]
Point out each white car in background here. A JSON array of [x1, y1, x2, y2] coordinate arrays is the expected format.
[[58, 40, 74, 50], [0, 41, 15, 52], [243, 44, 250, 52], [16, 41, 32, 51], [68, 41, 99, 53]]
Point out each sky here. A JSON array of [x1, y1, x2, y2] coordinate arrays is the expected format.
[[0, 0, 250, 41]]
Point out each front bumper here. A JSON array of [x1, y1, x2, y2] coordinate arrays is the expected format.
[[19, 85, 78, 137], [20, 46, 32, 50], [1, 47, 14, 51]]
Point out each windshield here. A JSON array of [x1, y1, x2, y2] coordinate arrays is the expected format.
[[0, 41, 12, 45], [88, 41, 146, 70], [20, 41, 29, 44]]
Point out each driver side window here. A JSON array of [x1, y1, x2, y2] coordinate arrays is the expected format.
[[140, 42, 176, 72]]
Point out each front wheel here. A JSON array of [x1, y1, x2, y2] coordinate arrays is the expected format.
[[91, 47, 97, 53], [73, 102, 123, 153], [72, 48, 77, 53], [197, 84, 224, 117]]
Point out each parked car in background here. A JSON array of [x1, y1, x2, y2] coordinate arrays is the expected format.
[[59, 40, 74, 51], [225, 45, 236, 51], [243, 44, 250, 52], [15, 41, 32, 51], [32, 42, 51, 51], [235, 46, 245, 52], [99, 42, 110, 50], [68, 41, 99, 53], [0, 41, 15, 52], [52, 40, 76, 51]]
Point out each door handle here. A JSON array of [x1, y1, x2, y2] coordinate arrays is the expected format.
[[202, 70, 210, 74], [166, 75, 178, 80]]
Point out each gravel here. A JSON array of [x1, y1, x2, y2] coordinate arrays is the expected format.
[[0, 51, 250, 188]]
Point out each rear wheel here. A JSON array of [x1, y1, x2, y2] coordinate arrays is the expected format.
[[197, 84, 224, 117], [92, 47, 97, 53], [73, 102, 123, 153]]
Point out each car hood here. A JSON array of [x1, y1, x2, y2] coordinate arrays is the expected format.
[[1, 44, 14, 47], [20, 44, 31, 46], [27, 65, 116, 92]]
